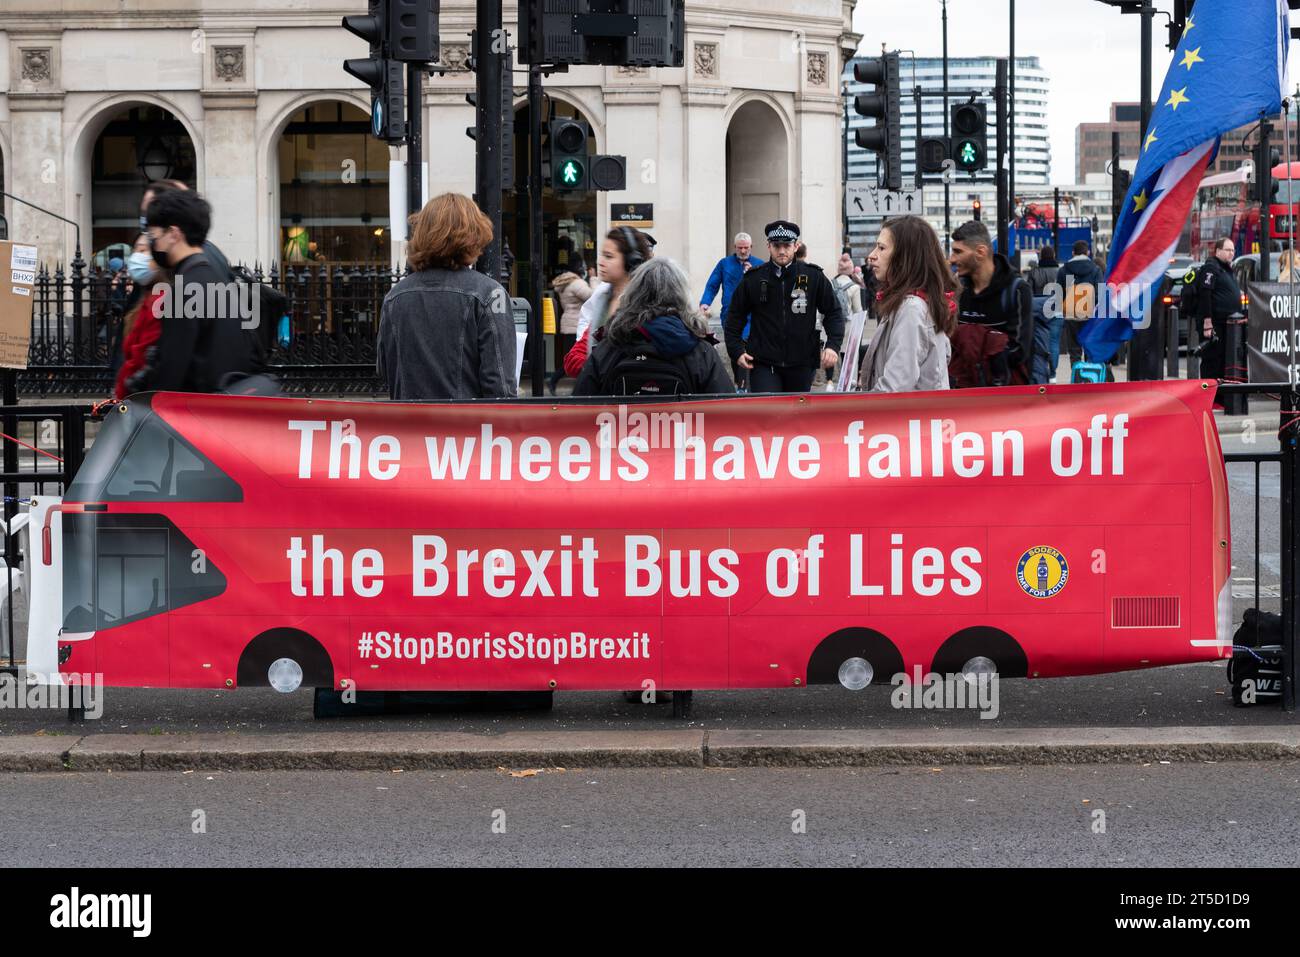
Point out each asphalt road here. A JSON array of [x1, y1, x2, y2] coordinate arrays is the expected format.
[[3, 762, 1298, 867]]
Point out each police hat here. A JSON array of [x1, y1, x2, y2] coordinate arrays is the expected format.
[[764, 220, 800, 244]]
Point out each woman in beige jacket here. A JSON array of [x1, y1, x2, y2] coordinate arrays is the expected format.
[[549, 265, 592, 394], [858, 216, 958, 393]]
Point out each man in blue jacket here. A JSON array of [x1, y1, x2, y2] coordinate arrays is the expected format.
[[701, 232, 763, 385], [1056, 240, 1104, 369]]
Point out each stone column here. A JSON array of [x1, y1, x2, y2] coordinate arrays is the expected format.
[[7, 35, 67, 265], [200, 35, 258, 268]]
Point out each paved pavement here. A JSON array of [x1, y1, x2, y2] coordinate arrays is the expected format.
[[3, 762, 1297, 866], [0, 661, 1292, 736], [4, 725, 1299, 772]]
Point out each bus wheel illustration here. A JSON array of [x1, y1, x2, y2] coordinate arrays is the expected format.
[[929, 627, 1028, 679], [806, 628, 904, 689], [237, 628, 334, 691]]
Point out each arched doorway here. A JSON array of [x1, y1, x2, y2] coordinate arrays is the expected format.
[[90, 104, 197, 267], [277, 101, 390, 266], [725, 101, 789, 251], [502, 99, 600, 298]]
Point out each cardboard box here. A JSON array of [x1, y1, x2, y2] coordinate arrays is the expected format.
[[0, 239, 36, 369]]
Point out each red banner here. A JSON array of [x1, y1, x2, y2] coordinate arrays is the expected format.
[[54, 381, 1230, 693]]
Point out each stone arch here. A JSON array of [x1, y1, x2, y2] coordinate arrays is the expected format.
[[258, 92, 375, 266], [66, 93, 203, 264], [724, 97, 793, 255]]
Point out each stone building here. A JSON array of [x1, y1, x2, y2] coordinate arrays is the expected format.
[[0, 0, 860, 296]]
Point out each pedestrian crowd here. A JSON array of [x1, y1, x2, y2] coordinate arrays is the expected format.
[[106, 182, 1126, 405]]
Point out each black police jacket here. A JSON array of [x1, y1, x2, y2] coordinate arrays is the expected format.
[[1196, 256, 1243, 324], [723, 259, 846, 368]]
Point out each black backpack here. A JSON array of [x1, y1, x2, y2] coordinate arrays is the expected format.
[[231, 265, 288, 370], [601, 346, 694, 396]]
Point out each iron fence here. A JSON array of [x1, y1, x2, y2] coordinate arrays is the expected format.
[[22, 259, 403, 396]]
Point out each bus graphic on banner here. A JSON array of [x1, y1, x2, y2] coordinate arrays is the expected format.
[[32, 382, 1231, 704]]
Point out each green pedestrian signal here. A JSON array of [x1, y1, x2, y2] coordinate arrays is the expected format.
[[950, 102, 988, 173], [547, 119, 590, 191], [560, 159, 584, 185]]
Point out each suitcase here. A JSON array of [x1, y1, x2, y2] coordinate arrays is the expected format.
[[1070, 361, 1109, 384]]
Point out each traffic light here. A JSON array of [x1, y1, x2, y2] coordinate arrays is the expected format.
[[343, 1, 406, 142], [916, 136, 951, 175], [1112, 166, 1132, 221], [951, 101, 988, 174], [853, 53, 902, 192], [1169, 0, 1194, 50], [519, 0, 685, 67], [549, 118, 589, 191], [387, 0, 439, 62], [590, 155, 628, 191], [972, 199, 982, 221], [1256, 140, 1282, 206]]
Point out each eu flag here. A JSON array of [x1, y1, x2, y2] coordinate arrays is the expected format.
[[1079, 0, 1291, 363]]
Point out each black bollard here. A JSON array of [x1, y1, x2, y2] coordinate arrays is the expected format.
[[1223, 313, 1248, 415]]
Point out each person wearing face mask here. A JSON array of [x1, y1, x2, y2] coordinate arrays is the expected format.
[[114, 236, 168, 399], [723, 220, 845, 393], [143, 189, 253, 393], [139, 179, 234, 282]]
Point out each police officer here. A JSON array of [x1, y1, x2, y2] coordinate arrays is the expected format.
[[724, 220, 845, 393], [1195, 237, 1243, 381]]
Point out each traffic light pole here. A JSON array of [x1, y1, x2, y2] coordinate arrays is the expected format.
[[474, 0, 504, 282], [407, 63, 423, 219], [942, 0, 951, 253], [528, 63, 545, 398], [1261, 116, 1274, 283], [995, 59, 1010, 260]]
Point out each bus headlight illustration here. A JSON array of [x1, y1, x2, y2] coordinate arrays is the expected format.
[[267, 657, 304, 694], [837, 656, 873, 690]]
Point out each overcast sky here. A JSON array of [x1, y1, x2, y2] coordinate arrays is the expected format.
[[850, 0, 1299, 183]]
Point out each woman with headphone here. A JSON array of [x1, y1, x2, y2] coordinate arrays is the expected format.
[[566, 226, 654, 376]]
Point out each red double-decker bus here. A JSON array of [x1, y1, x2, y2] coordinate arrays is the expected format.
[[1267, 161, 1300, 245], [1187, 162, 1300, 259], [36, 383, 1231, 708]]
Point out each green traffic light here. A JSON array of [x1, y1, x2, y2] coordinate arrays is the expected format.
[[959, 140, 979, 167], [560, 159, 584, 186]]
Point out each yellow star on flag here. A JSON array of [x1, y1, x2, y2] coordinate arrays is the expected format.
[[1181, 46, 1204, 70], [1166, 87, 1190, 111], [1144, 128, 1158, 152], [1184, 13, 1194, 34], [1133, 189, 1149, 212]]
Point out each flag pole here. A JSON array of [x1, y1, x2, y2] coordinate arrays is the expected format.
[[1288, 94, 1297, 387]]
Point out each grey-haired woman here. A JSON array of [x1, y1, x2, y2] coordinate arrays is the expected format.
[[573, 257, 735, 396]]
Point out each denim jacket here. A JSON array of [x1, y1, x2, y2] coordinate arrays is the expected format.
[[376, 266, 517, 400]]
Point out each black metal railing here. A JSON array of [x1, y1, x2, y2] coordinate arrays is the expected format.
[[22, 260, 404, 396], [1218, 382, 1299, 710], [0, 402, 90, 673]]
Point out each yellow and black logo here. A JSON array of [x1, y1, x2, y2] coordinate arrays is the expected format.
[[1016, 546, 1068, 599]]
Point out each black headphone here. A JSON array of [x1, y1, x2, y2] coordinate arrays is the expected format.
[[619, 226, 646, 274]]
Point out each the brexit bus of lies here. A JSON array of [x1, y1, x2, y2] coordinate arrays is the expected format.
[[31, 379, 1232, 709]]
